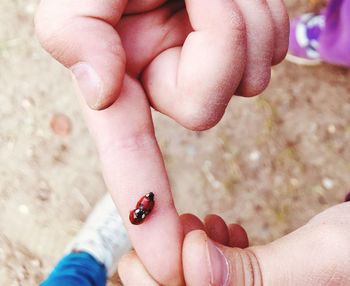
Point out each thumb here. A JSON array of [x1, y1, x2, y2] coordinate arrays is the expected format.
[[35, 0, 127, 110], [183, 230, 253, 286], [183, 203, 350, 286]]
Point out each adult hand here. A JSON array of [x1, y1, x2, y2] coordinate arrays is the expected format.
[[119, 213, 250, 285], [35, 1, 289, 284], [119, 203, 350, 285]]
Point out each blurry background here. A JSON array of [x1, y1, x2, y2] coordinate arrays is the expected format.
[[1, 0, 350, 285]]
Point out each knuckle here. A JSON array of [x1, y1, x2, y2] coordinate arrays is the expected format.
[[238, 70, 271, 97], [97, 131, 156, 161], [177, 100, 225, 131], [227, 8, 245, 33], [272, 48, 288, 65], [34, 0, 73, 63]]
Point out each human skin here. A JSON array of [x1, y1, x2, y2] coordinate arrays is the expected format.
[[35, 1, 289, 284], [119, 203, 350, 286]]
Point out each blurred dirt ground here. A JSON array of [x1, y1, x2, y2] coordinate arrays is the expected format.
[[1, 0, 350, 285]]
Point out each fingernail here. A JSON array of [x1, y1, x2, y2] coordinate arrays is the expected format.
[[71, 62, 102, 109], [206, 238, 229, 286]]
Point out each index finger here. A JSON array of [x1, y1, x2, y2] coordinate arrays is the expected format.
[[78, 75, 184, 285]]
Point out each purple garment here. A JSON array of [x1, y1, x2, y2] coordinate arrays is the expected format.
[[319, 0, 350, 67]]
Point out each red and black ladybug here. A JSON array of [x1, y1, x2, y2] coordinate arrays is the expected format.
[[129, 192, 155, 225]]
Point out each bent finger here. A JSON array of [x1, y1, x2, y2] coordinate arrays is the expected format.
[[35, 0, 127, 109], [266, 0, 290, 64], [180, 213, 205, 235], [235, 0, 275, 96], [204, 214, 230, 246], [143, 0, 247, 131], [228, 223, 249, 248]]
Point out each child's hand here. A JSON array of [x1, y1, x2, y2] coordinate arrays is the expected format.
[[119, 204, 350, 286], [35, 0, 288, 128], [35, 1, 289, 285]]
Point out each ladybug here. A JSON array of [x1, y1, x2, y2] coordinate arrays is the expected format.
[[129, 192, 155, 225]]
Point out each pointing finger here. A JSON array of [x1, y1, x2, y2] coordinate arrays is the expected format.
[[79, 76, 184, 285]]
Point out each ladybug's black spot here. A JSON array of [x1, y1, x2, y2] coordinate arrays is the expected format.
[[146, 192, 155, 201], [135, 209, 146, 221]]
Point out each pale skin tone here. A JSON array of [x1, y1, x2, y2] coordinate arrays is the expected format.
[[35, 1, 350, 285], [119, 205, 350, 285]]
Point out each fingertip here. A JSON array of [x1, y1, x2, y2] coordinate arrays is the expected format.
[[174, 101, 226, 131], [204, 214, 230, 246], [271, 42, 289, 66], [183, 230, 208, 259], [71, 61, 124, 111], [236, 68, 271, 97], [180, 213, 205, 235], [228, 224, 249, 249], [183, 230, 231, 286], [267, 0, 290, 65], [183, 229, 208, 245]]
